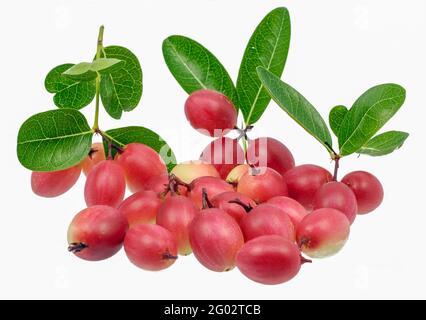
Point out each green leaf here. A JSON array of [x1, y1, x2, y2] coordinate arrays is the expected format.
[[237, 7, 291, 125], [338, 84, 406, 156], [45, 64, 96, 109], [358, 131, 409, 156], [100, 46, 143, 119], [257, 67, 333, 153], [104, 126, 177, 171], [17, 109, 93, 171], [62, 58, 123, 81], [329, 105, 348, 136], [162, 35, 237, 107]]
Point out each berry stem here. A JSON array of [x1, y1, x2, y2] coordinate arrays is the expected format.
[[333, 156, 340, 181], [68, 242, 88, 253], [201, 188, 214, 209], [228, 198, 253, 212], [162, 251, 178, 260], [92, 25, 104, 131]]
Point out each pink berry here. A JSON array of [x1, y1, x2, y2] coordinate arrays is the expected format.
[[237, 167, 288, 203], [118, 190, 161, 227], [31, 165, 81, 198], [297, 208, 350, 258], [184, 89, 237, 137], [342, 171, 384, 214], [84, 160, 126, 208], [189, 208, 244, 272], [284, 164, 333, 211], [124, 224, 178, 271], [156, 195, 198, 255], [236, 235, 304, 285], [67, 205, 128, 261]]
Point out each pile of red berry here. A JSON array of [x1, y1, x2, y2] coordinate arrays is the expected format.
[[31, 89, 384, 285]]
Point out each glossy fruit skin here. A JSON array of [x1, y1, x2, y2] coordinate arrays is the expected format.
[[189, 208, 244, 272], [342, 171, 384, 214], [296, 208, 350, 258], [171, 160, 220, 184], [267, 196, 308, 229], [156, 195, 198, 255], [313, 182, 358, 224], [67, 206, 128, 261], [84, 160, 126, 208], [200, 137, 245, 179], [237, 167, 288, 203], [210, 191, 256, 224], [236, 235, 302, 285], [124, 224, 178, 271], [184, 89, 237, 137], [31, 165, 81, 198], [188, 176, 234, 209], [284, 164, 333, 211], [145, 174, 188, 197], [247, 137, 295, 176], [240, 204, 295, 242], [81, 142, 105, 176], [226, 164, 250, 184], [118, 190, 161, 227], [116, 143, 167, 193]]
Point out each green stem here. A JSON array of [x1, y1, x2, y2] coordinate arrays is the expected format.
[[92, 25, 104, 130]]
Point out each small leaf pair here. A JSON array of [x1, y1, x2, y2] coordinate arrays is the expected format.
[[45, 46, 142, 119]]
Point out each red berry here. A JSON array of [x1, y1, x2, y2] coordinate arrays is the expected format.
[[200, 137, 245, 179], [247, 137, 295, 176], [297, 208, 350, 258], [81, 142, 105, 176], [342, 171, 384, 214], [284, 164, 333, 211], [156, 195, 198, 255], [267, 196, 308, 229], [189, 208, 244, 272], [31, 165, 81, 198], [67, 205, 128, 261], [118, 190, 161, 227], [236, 235, 304, 285], [84, 160, 126, 208], [116, 143, 167, 193], [210, 191, 256, 224], [313, 181, 358, 224], [124, 224, 178, 271], [237, 167, 288, 203], [239, 204, 295, 242], [171, 160, 220, 184], [188, 176, 234, 209], [184, 89, 237, 137]]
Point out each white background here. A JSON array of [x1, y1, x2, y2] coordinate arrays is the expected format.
[[0, 0, 425, 299]]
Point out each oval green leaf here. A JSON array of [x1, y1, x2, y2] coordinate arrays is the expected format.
[[100, 46, 143, 119], [358, 130, 409, 156], [104, 126, 177, 172], [17, 109, 93, 171], [329, 105, 348, 136], [162, 35, 237, 107], [237, 7, 291, 125], [45, 64, 96, 109], [338, 84, 406, 156], [257, 67, 333, 153]]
